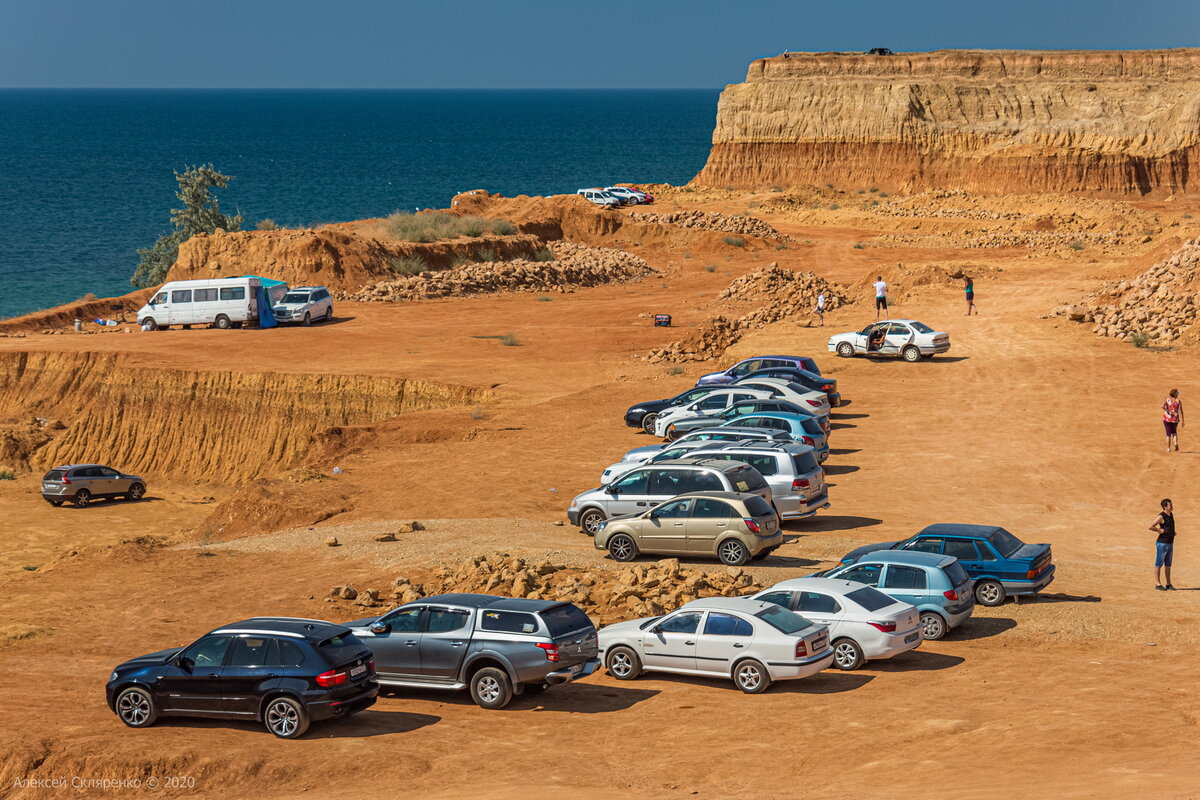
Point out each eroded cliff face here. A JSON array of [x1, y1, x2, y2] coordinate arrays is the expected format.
[[693, 49, 1200, 196]]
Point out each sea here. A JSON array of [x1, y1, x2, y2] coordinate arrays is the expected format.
[[0, 89, 719, 319]]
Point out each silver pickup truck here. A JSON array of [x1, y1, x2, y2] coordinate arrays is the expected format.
[[345, 593, 599, 709]]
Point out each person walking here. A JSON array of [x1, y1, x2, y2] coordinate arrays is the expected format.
[[1162, 389, 1183, 453], [1149, 498, 1176, 590], [873, 276, 888, 321], [814, 292, 826, 326], [964, 275, 977, 315]]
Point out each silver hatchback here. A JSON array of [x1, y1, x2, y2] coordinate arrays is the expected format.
[[41, 464, 147, 507]]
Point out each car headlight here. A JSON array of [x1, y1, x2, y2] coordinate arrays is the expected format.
[[109, 671, 119, 682]]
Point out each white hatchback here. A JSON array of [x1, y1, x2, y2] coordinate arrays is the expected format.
[[750, 577, 922, 670], [827, 319, 950, 362], [598, 597, 834, 693], [653, 387, 775, 438]]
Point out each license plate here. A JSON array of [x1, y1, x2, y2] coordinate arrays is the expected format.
[[350, 664, 366, 677], [42, 484, 53, 491], [569, 663, 583, 674], [905, 633, 920, 644]]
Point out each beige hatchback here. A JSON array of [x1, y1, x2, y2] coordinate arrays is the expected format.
[[594, 491, 782, 566]]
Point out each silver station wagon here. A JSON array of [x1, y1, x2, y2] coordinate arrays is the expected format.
[[40, 463, 147, 507]]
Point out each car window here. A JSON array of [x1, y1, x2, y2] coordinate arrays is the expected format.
[[791, 452, 819, 473], [43, 469, 66, 481], [540, 605, 593, 637], [697, 395, 727, 410], [796, 591, 841, 614], [480, 610, 540, 634], [99, 467, 120, 478], [846, 586, 896, 612], [219, 287, 246, 301], [738, 454, 778, 476], [612, 470, 649, 494], [726, 404, 757, 417], [226, 636, 278, 667], [756, 590, 793, 608], [648, 469, 687, 495], [755, 605, 814, 634], [653, 498, 694, 518], [729, 466, 768, 493], [887, 323, 910, 336], [883, 565, 927, 590], [426, 609, 470, 633], [743, 495, 775, 517], [692, 498, 736, 518], [656, 612, 701, 634], [943, 561, 970, 586], [278, 640, 306, 666], [281, 292, 312, 304], [703, 613, 753, 636], [974, 541, 997, 560], [171, 290, 192, 303], [180, 635, 231, 669], [836, 563, 882, 586], [194, 288, 218, 302], [318, 632, 368, 663], [658, 447, 691, 460], [728, 360, 759, 376], [692, 471, 723, 492], [904, 537, 943, 554], [988, 528, 1024, 558], [151, 291, 168, 304], [909, 321, 934, 333], [944, 539, 978, 560], [380, 606, 424, 631]]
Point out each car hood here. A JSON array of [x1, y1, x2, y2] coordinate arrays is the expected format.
[[626, 399, 672, 415], [827, 332, 859, 343], [622, 444, 665, 460], [598, 616, 658, 641], [841, 540, 902, 563], [274, 302, 309, 310], [115, 646, 183, 671], [696, 372, 732, 385]]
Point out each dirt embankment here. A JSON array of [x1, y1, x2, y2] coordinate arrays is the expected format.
[[693, 48, 1200, 196], [0, 289, 152, 335]]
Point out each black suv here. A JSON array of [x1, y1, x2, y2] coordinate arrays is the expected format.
[[106, 617, 377, 738]]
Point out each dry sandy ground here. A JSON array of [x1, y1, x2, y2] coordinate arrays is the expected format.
[[1, 194, 1199, 799]]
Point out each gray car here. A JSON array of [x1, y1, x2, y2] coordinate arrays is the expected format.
[[690, 442, 830, 521], [346, 594, 599, 709], [40, 463, 147, 507]]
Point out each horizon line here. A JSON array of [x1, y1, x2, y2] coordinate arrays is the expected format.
[[0, 86, 724, 92]]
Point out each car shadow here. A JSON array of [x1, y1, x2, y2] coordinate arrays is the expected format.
[[798, 515, 883, 532], [869, 650, 965, 672], [519, 683, 659, 713], [762, 554, 823, 568], [823, 464, 860, 475], [271, 316, 355, 328], [829, 448, 862, 455], [68, 495, 165, 507], [638, 671, 873, 694], [1020, 593, 1102, 603], [828, 422, 856, 430], [831, 413, 869, 420], [945, 617, 1017, 641], [151, 710, 440, 738]]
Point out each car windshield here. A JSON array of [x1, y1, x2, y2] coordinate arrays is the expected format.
[[318, 632, 366, 664], [943, 560, 970, 586], [988, 528, 1024, 557], [540, 605, 593, 637], [846, 587, 896, 611], [281, 292, 311, 304], [909, 321, 934, 333], [756, 605, 814, 634], [791, 452, 819, 473], [743, 495, 775, 517], [43, 469, 66, 481]]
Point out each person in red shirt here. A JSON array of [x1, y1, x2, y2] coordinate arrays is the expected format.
[[1162, 389, 1184, 453]]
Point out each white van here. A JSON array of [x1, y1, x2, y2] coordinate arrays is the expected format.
[[138, 277, 266, 330], [577, 188, 621, 207]]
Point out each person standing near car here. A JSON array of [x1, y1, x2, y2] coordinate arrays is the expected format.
[[814, 292, 826, 326], [873, 276, 888, 321], [1162, 389, 1183, 453], [964, 275, 977, 315], [1150, 498, 1176, 590]]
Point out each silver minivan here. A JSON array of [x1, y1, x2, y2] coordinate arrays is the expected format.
[[566, 457, 772, 535], [691, 442, 830, 521], [41, 463, 147, 507]]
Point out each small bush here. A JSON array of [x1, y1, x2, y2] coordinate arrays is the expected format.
[[21, 565, 38, 571], [724, 185, 734, 191], [879, 192, 889, 198], [1129, 331, 1150, 348], [383, 211, 516, 242], [824, 183, 834, 189], [667, 366, 685, 376], [1068, 239, 1085, 251], [449, 256, 470, 268], [853, 243, 865, 249], [1184, 214, 1193, 219], [0, 469, 15, 480], [537, 295, 553, 302], [775, 243, 787, 250], [476, 247, 497, 262], [499, 333, 521, 346], [723, 236, 746, 247], [256, 218, 280, 230], [770, 185, 783, 192], [681, 186, 694, 193], [531, 247, 555, 262], [856, 189, 865, 195], [469, 406, 487, 420], [682, 250, 693, 259], [869, 187, 879, 193], [704, 264, 717, 273], [746, 201, 761, 209], [829, 204, 840, 211], [388, 255, 427, 275]]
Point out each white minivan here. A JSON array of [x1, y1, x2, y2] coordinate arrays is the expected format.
[[577, 189, 621, 207], [138, 277, 268, 330]]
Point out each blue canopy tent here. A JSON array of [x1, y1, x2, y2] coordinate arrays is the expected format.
[[240, 275, 288, 329]]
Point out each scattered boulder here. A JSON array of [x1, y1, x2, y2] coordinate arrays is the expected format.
[[325, 537, 340, 547], [630, 209, 794, 241], [373, 532, 398, 542]]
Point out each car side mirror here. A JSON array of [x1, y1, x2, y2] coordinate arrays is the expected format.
[[369, 622, 391, 635], [606, 486, 619, 495], [176, 656, 194, 672]]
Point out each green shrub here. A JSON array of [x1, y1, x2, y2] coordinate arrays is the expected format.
[[824, 183, 834, 189], [879, 192, 889, 198], [21, 565, 38, 571], [869, 187, 879, 193], [449, 256, 470, 268], [853, 243, 865, 249], [1068, 239, 1085, 251], [667, 366, 685, 376], [1129, 331, 1150, 348], [682, 250, 692, 259], [469, 406, 487, 420], [770, 185, 783, 192], [704, 264, 717, 272], [388, 255, 427, 275], [829, 204, 840, 211], [537, 296, 553, 302], [1184, 214, 1193, 219], [0, 469, 15, 480], [531, 247, 555, 262], [775, 243, 787, 250], [723, 236, 746, 247], [256, 218, 280, 230], [383, 212, 516, 242], [856, 189, 865, 195], [499, 333, 521, 346], [476, 247, 497, 263]]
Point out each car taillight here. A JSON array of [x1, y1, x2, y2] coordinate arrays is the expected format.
[[821, 384, 833, 391], [795, 640, 808, 657], [792, 478, 811, 490], [943, 589, 959, 601], [315, 668, 347, 687], [368, 659, 375, 673], [801, 436, 814, 445], [743, 518, 762, 533], [1027, 567, 1040, 579], [806, 399, 822, 407], [61, 475, 71, 484], [535, 642, 559, 662], [868, 621, 897, 633]]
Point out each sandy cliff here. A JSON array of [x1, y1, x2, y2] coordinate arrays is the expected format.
[[693, 48, 1200, 195]]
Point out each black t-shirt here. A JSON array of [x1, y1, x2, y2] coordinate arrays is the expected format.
[[1157, 512, 1176, 544]]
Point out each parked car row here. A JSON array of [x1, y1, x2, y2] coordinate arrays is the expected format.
[[137, 276, 333, 331], [576, 186, 654, 207]]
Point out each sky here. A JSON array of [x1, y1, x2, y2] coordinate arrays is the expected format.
[[2, 0, 1197, 89]]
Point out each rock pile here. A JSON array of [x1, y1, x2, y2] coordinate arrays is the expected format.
[[1057, 238, 1200, 342], [647, 265, 847, 362], [341, 242, 655, 302], [328, 554, 765, 626], [631, 210, 792, 241]]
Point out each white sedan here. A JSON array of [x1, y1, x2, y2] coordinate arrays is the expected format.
[[828, 319, 950, 362], [750, 578, 922, 670], [598, 597, 834, 693]]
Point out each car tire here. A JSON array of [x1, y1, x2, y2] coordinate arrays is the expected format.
[[469, 667, 513, 709], [302, 312, 311, 327], [115, 686, 159, 728], [836, 342, 855, 358], [975, 579, 1007, 607], [606, 645, 642, 680], [920, 612, 948, 641], [45, 498, 64, 507], [732, 658, 771, 694], [214, 314, 232, 330], [578, 508, 606, 535], [717, 538, 750, 566], [832, 638, 865, 671], [640, 413, 659, 436], [125, 483, 145, 501], [902, 346, 922, 363], [72, 489, 91, 508], [324, 307, 334, 322], [607, 534, 639, 562], [141, 317, 159, 331], [264, 696, 310, 738]]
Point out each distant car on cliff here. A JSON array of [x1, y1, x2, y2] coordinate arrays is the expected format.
[[604, 186, 649, 204], [577, 188, 621, 207], [828, 320, 950, 362]]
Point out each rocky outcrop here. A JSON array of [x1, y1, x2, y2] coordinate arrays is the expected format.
[[629, 210, 793, 240], [693, 49, 1200, 196]]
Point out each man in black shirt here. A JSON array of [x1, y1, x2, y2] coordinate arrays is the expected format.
[[1149, 498, 1176, 591]]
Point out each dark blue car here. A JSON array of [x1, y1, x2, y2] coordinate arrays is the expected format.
[[838, 523, 1054, 607]]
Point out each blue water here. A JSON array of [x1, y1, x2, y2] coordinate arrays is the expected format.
[[0, 89, 718, 319]]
